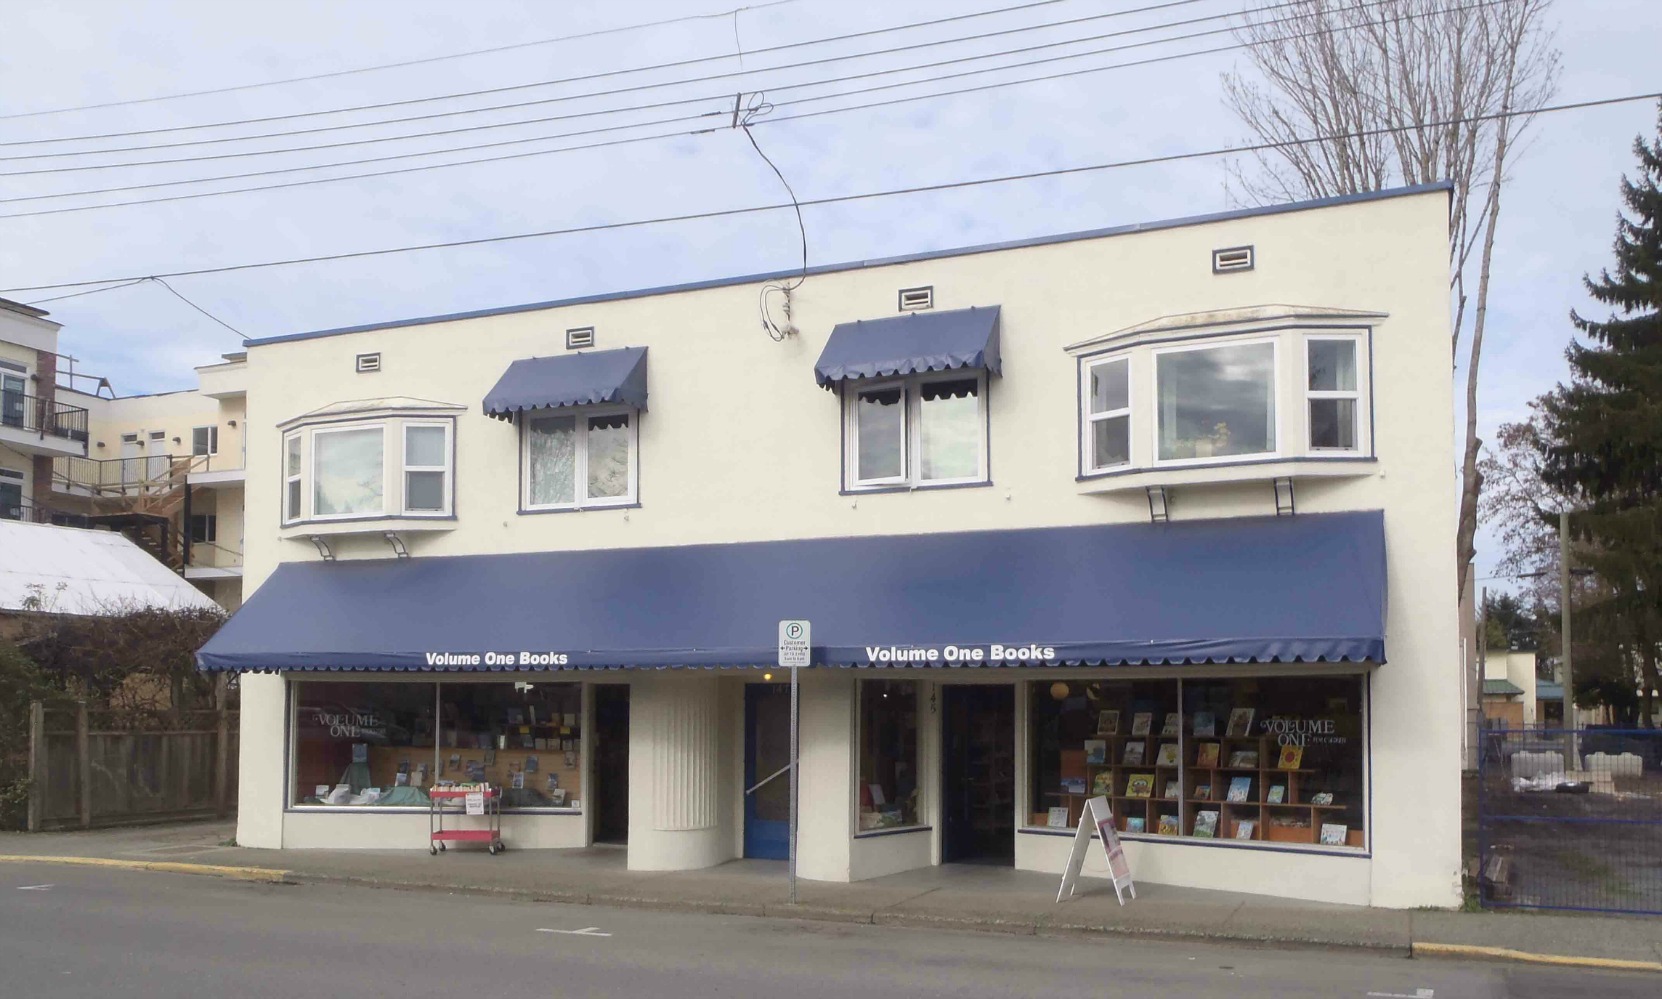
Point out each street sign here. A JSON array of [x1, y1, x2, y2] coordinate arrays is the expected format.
[[777, 620, 810, 668]]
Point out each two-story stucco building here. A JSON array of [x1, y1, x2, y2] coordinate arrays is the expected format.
[[201, 183, 1464, 909]]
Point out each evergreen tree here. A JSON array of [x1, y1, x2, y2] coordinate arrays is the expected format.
[[1538, 103, 1662, 726]]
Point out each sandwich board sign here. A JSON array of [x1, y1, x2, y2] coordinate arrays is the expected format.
[[1056, 795, 1136, 905]]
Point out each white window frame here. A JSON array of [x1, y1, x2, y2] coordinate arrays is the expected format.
[[189, 513, 218, 544], [401, 421, 452, 516], [192, 424, 218, 457], [844, 371, 988, 490], [1303, 334, 1364, 453], [282, 432, 303, 524], [309, 423, 387, 521], [520, 405, 639, 512], [1150, 337, 1281, 467], [1081, 356, 1133, 474]]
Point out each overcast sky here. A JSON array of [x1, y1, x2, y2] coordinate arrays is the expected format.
[[1, 0, 1657, 581]]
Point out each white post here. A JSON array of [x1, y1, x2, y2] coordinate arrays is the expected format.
[[1559, 509, 1577, 767], [789, 659, 799, 905]]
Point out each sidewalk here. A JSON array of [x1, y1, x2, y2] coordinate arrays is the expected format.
[[4, 821, 1659, 970]]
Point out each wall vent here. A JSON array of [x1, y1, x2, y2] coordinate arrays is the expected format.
[[898, 286, 934, 312], [566, 326, 596, 350], [1211, 246, 1255, 274], [355, 352, 382, 373]]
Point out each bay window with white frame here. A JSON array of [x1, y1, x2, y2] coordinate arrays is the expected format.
[[402, 422, 451, 514], [1306, 337, 1361, 451], [845, 372, 987, 490], [283, 433, 302, 523], [521, 406, 637, 511], [1155, 340, 1277, 463], [1083, 357, 1131, 473], [312, 425, 385, 518], [280, 414, 457, 524]]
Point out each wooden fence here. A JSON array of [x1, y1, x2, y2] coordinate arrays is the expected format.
[[26, 701, 238, 831]]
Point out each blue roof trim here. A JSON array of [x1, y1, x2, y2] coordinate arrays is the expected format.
[[197, 510, 1388, 673], [243, 183, 1454, 349], [815, 306, 1000, 388], [482, 345, 647, 419]]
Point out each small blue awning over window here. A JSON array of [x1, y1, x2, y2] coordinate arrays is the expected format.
[[197, 511, 1386, 673], [483, 346, 647, 421], [814, 306, 1001, 389]]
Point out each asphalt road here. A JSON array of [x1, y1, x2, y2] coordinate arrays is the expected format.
[[0, 863, 1655, 999]]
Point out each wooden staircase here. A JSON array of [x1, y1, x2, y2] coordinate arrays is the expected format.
[[50, 455, 200, 572]]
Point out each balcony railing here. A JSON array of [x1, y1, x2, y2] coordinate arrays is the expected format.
[[0, 494, 95, 529], [190, 452, 244, 474], [53, 454, 182, 494], [0, 391, 90, 445]]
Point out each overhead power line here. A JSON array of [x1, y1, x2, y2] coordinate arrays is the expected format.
[[0, 0, 1397, 212], [0, 0, 1096, 145], [0, 1, 808, 120], [0, 0, 1245, 171], [7, 91, 1656, 298]]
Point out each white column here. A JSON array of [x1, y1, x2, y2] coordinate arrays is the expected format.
[[627, 675, 729, 871]]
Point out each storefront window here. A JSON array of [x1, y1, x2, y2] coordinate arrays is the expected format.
[[858, 679, 920, 830], [292, 682, 436, 806], [291, 681, 584, 811], [1027, 676, 1365, 849], [441, 682, 583, 810]]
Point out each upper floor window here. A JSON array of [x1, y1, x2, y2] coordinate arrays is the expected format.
[[1306, 338, 1360, 451], [845, 372, 987, 490], [522, 407, 637, 511], [278, 405, 460, 526], [192, 424, 218, 456], [1085, 358, 1130, 473], [1155, 340, 1277, 463]]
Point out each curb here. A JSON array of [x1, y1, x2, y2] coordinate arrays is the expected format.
[[0, 854, 290, 883], [1412, 941, 1662, 974]]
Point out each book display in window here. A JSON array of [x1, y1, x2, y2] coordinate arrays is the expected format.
[[1130, 712, 1153, 737], [1096, 710, 1120, 736], [1192, 809, 1219, 838], [1155, 743, 1181, 767]]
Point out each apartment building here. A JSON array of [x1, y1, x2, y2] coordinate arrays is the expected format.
[[1, 296, 246, 611], [201, 183, 1464, 908]]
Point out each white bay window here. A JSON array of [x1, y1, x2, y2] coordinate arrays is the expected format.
[[1155, 341, 1277, 462], [278, 407, 459, 526], [1306, 338, 1360, 451], [313, 426, 385, 518], [1085, 357, 1131, 472]]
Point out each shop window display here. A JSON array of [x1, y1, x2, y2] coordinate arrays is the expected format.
[[292, 682, 436, 806], [291, 681, 584, 811], [858, 679, 920, 830], [1027, 677, 1365, 848]]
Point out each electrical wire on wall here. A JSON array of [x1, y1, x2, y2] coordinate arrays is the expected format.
[[736, 92, 807, 342]]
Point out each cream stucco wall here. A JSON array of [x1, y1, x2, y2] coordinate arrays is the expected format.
[[1485, 649, 1540, 724], [231, 187, 1461, 907]]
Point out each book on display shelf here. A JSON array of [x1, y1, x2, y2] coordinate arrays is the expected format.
[[1155, 743, 1180, 767], [1226, 750, 1259, 768], [1193, 810, 1219, 838], [1092, 771, 1114, 795], [1125, 816, 1146, 833], [1047, 807, 1070, 828], [1235, 820, 1257, 840], [1122, 742, 1146, 766], [1160, 713, 1181, 737], [1062, 777, 1087, 794], [1195, 783, 1211, 799], [1311, 792, 1335, 805], [1277, 745, 1304, 770], [1156, 814, 1180, 836], [1130, 712, 1153, 737], [1192, 711, 1217, 738], [1226, 707, 1256, 738], [1267, 784, 1286, 804], [1125, 773, 1155, 798], [1096, 710, 1121, 736], [1163, 780, 1180, 800], [1195, 742, 1220, 768], [1320, 823, 1348, 846], [1084, 739, 1107, 765], [1226, 776, 1252, 802]]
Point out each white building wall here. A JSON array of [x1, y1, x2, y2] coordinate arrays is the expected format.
[[231, 188, 1461, 907]]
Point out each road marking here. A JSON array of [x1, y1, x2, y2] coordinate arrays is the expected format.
[[16, 884, 53, 891], [538, 927, 612, 937], [1366, 990, 1432, 998]]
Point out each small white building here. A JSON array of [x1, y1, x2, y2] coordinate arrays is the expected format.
[[202, 184, 1464, 909]]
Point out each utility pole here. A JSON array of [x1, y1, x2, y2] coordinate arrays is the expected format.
[[1559, 509, 1577, 768]]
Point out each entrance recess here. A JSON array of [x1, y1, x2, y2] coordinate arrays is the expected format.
[[592, 685, 629, 844], [744, 683, 791, 860], [941, 685, 1016, 865]]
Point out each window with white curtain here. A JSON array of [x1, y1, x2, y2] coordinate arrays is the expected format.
[[522, 407, 637, 510], [845, 372, 986, 489]]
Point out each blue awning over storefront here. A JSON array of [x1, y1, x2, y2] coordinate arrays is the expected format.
[[482, 345, 647, 420], [198, 511, 1386, 673], [814, 306, 1001, 389]]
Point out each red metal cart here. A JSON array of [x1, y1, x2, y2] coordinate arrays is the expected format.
[[429, 786, 503, 855]]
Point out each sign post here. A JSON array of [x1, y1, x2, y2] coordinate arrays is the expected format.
[[777, 620, 810, 905], [1056, 795, 1136, 905]]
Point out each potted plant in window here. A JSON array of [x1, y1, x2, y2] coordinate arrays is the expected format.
[[1194, 422, 1231, 458]]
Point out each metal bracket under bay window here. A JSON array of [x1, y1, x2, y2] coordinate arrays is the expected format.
[[1146, 486, 1170, 523], [1273, 476, 1296, 516], [383, 531, 410, 558], [308, 535, 335, 561]]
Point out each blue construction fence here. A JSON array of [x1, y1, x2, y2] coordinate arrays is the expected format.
[[1477, 728, 1662, 915]]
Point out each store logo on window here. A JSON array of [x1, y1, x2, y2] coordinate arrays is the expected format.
[[312, 707, 386, 740], [1260, 715, 1346, 746]]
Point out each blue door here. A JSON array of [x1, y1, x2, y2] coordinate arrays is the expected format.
[[744, 683, 791, 860]]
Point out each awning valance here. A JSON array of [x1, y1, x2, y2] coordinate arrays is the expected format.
[[814, 306, 1001, 389], [482, 346, 647, 421], [197, 511, 1386, 673]]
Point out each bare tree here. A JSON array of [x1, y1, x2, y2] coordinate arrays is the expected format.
[[1222, 0, 1559, 600]]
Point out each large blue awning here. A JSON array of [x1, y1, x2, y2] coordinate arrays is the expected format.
[[483, 346, 647, 421], [198, 512, 1386, 673], [814, 306, 1001, 389]]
